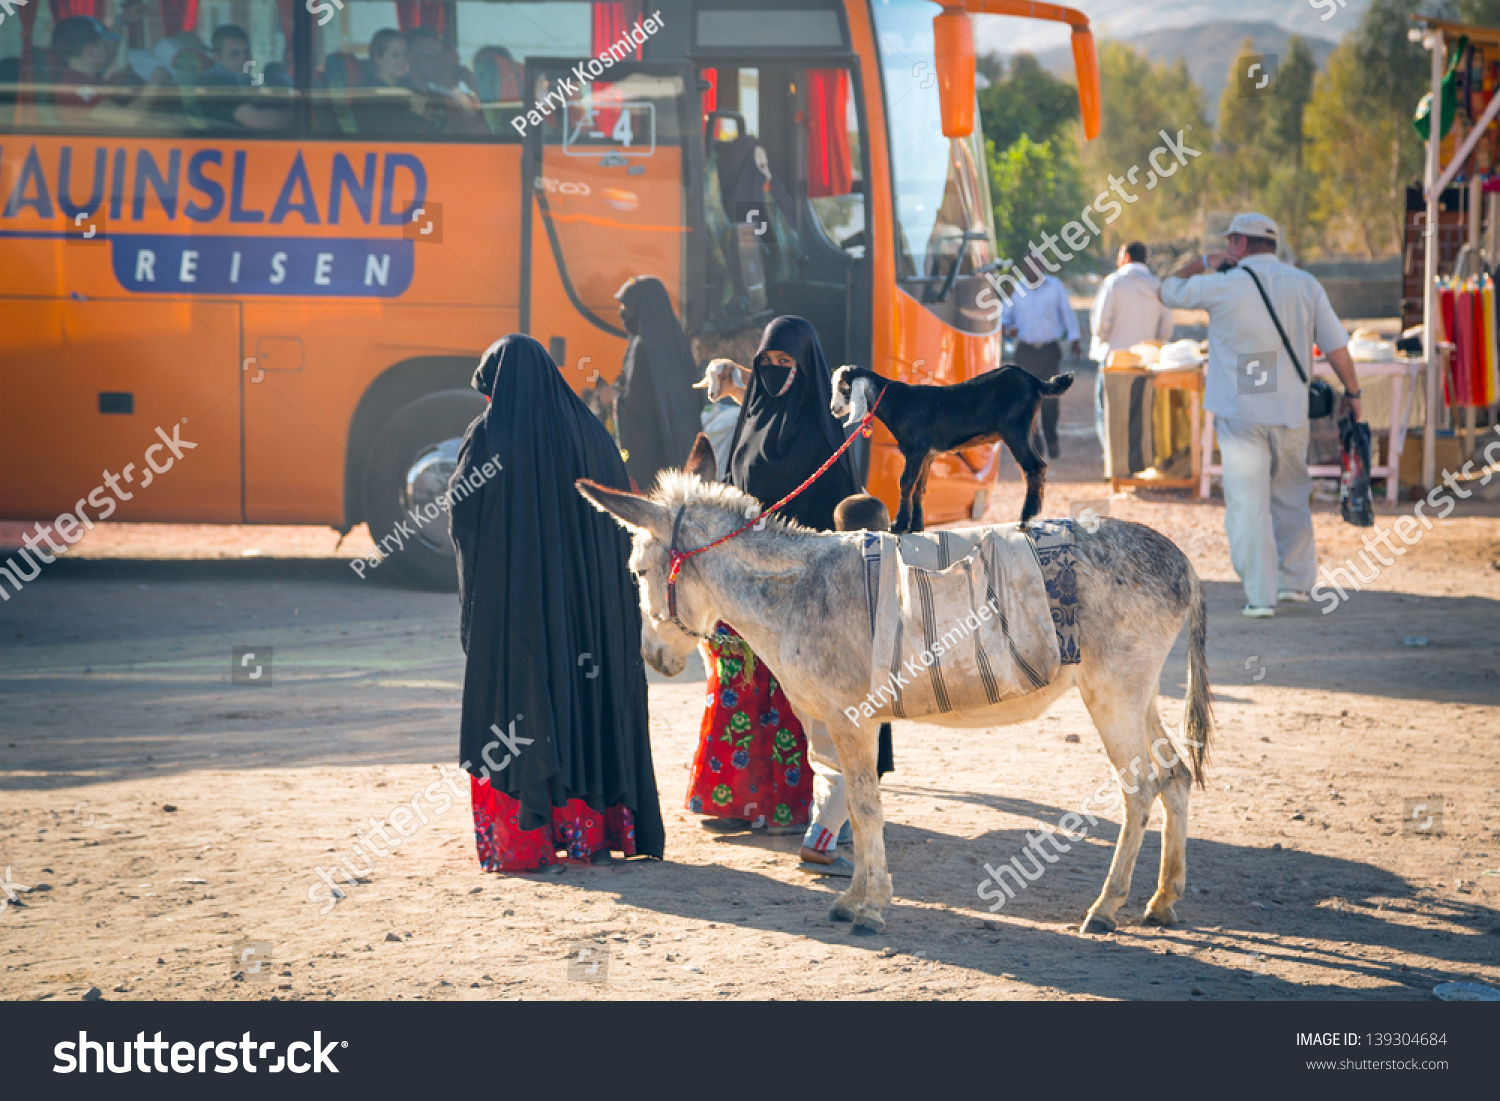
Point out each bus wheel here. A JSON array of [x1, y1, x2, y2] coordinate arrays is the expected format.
[[361, 390, 487, 591]]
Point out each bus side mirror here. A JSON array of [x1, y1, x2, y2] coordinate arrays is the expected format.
[[1071, 25, 1101, 141], [933, 6, 974, 139]]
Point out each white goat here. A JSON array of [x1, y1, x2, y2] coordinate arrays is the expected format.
[[692, 358, 748, 404]]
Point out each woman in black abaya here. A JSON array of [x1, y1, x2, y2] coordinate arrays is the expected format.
[[686, 316, 861, 839], [450, 334, 664, 871], [613, 276, 702, 491], [725, 315, 860, 528]]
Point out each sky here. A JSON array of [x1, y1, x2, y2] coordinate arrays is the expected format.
[[971, 0, 1372, 57]]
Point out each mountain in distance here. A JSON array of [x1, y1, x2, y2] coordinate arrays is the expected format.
[[971, 0, 1365, 56], [995, 20, 1340, 121]]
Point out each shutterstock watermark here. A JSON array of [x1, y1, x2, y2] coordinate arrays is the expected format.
[[306, 716, 529, 913], [0, 420, 196, 601], [975, 733, 1202, 912], [977, 127, 1202, 321], [1237, 54, 1277, 98], [1403, 796, 1444, 837], [1312, 426, 1500, 613]]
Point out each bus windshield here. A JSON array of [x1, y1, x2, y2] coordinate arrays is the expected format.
[[871, 0, 997, 328]]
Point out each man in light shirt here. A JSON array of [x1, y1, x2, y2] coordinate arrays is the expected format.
[[1000, 254, 1082, 458], [1090, 242, 1176, 446], [1159, 212, 1362, 618]]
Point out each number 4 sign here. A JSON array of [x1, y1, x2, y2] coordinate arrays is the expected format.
[[564, 101, 656, 157]]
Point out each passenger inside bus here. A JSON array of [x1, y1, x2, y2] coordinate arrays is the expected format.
[[355, 28, 438, 135], [196, 25, 291, 131], [407, 26, 484, 134], [47, 14, 166, 128], [3, 9, 295, 134]]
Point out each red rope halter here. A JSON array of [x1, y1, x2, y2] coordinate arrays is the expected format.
[[663, 383, 885, 632]]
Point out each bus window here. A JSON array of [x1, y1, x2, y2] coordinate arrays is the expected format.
[[0, 2, 293, 135], [309, 1, 593, 139], [872, 0, 998, 335]]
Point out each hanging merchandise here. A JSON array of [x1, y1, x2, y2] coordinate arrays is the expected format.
[[1471, 278, 1486, 404], [1416, 35, 1468, 141], [1457, 280, 1475, 407], [1482, 274, 1500, 405], [1435, 275, 1498, 411], [1438, 278, 1458, 407]]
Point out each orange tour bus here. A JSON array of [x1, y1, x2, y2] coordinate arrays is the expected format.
[[0, 0, 1100, 588]]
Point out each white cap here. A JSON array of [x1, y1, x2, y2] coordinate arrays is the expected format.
[[1222, 212, 1279, 241]]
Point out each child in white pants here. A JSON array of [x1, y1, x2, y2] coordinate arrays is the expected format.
[[797, 493, 891, 876]]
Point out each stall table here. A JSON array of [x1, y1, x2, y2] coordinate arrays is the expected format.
[[1105, 366, 1204, 492], [1197, 358, 1423, 503]]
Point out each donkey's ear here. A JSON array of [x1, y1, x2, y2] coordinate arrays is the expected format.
[[682, 433, 718, 483], [576, 479, 670, 535]]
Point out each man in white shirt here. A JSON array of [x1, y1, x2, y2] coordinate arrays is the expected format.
[[1159, 212, 1362, 618], [1000, 254, 1081, 457], [1090, 242, 1176, 446]]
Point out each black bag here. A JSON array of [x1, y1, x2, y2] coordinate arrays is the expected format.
[[1339, 415, 1375, 527], [1241, 265, 1336, 419]]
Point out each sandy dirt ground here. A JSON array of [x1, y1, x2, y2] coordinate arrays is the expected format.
[[2, 373, 1498, 1001]]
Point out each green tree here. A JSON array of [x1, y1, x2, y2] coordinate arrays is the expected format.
[[1305, 41, 1413, 256], [1214, 37, 1316, 254], [1303, 0, 1453, 256], [988, 133, 1089, 268], [977, 52, 1079, 151], [1078, 41, 1211, 250], [1458, 0, 1500, 22]]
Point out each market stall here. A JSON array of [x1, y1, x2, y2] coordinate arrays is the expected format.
[[1411, 15, 1500, 485]]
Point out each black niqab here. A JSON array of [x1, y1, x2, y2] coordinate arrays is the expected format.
[[449, 335, 664, 856], [614, 277, 702, 490], [726, 315, 859, 532]]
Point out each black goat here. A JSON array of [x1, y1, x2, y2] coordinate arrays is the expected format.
[[829, 364, 1074, 532]]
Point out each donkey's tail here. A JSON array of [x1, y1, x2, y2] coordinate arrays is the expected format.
[[1183, 565, 1214, 788], [1039, 372, 1075, 396]]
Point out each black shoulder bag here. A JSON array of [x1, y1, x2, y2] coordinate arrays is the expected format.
[[1240, 264, 1336, 420]]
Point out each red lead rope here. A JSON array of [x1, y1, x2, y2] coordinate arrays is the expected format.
[[667, 384, 884, 593]]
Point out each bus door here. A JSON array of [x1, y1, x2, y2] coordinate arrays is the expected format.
[[520, 60, 703, 385]]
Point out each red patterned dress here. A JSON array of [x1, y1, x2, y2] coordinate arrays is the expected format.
[[471, 777, 639, 872], [686, 624, 813, 828]]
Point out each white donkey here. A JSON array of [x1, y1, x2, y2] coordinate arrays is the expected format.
[[577, 471, 1213, 936]]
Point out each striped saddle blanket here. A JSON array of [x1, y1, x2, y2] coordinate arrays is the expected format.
[[859, 521, 1080, 722]]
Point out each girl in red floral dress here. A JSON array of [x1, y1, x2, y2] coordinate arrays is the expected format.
[[686, 625, 812, 831]]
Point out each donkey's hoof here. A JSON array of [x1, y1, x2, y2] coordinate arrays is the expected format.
[[829, 902, 857, 924], [850, 904, 886, 936], [1143, 905, 1177, 927], [1080, 914, 1116, 936]]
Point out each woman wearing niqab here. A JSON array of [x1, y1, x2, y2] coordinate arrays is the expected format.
[[685, 317, 859, 834], [613, 276, 703, 491], [450, 334, 664, 871]]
